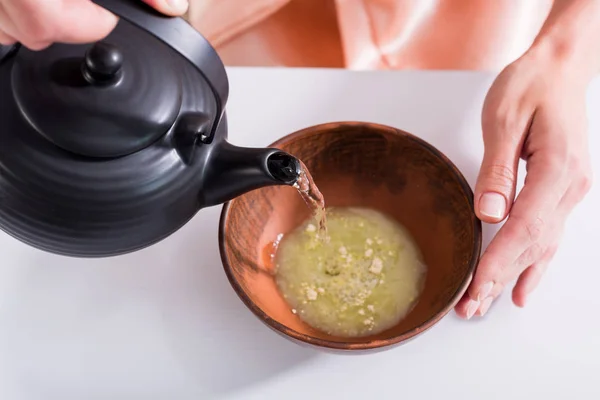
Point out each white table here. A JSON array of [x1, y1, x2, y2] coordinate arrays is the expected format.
[[1, 68, 599, 400]]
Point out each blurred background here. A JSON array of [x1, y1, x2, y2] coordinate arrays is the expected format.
[[185, 0, 553, 71]]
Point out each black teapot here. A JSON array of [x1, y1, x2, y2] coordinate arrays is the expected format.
[[0, 0, 301, 257]]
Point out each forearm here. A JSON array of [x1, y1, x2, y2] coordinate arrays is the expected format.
[[529, 0, 600, 80]]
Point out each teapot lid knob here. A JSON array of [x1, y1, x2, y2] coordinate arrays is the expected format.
[[10, 29, 184, 158], [82, 42, 123, 84]]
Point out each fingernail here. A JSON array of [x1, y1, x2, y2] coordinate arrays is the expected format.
[[478, 297, 493, 316], [478, 281, 494, 301], [479, 192, 506, 219], [105, 12, 119, 27], [167, 0, 189, 12], [466, 300, 480, 319]]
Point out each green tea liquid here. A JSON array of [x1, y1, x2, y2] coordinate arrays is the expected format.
[[275, 207, 427, 338]]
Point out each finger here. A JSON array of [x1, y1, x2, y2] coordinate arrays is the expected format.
[[0, 30, 16, 45], [21, 40, 52, 51], [508, 171, 586, 309], [466, 152, 569, 304], [509, 157, 591, 308], [468, 219, 561, 316], [475, 97, 531, 224], [51, 0, 119, 44], [0, 0, 117, 46], [474, 151, 519, 224], [511, 261, 549, 307], [142, 0, 189, 16], [476, 296, 494, 317], [454, 294, 472, 319], [510, 158, 592, 307], [455, 281, 505, 319], [474, 281, 509, 317], [512, 246, 556, 307]]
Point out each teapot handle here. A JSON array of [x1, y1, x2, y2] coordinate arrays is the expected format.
[[93, 0, 228, 142]]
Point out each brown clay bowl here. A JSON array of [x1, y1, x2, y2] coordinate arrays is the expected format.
[[219, 122, 482, 351]]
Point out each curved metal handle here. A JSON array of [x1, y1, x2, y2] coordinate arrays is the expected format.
[[93, 0, 229, 141]]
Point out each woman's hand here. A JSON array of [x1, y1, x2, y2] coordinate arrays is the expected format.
[[0, 0, 188, 50], [455, 0, 600, 319], [454, 47, 593, 319]]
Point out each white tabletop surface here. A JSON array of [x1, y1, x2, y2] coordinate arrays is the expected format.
[[1, 68, 599, 400]]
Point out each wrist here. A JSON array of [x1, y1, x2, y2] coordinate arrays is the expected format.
[[528, 0, 600, 82]]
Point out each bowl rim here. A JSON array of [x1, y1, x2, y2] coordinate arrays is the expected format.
[[219, 121, 482, 351]]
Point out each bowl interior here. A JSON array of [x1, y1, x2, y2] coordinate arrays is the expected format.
[[220, 122, 481, 349]]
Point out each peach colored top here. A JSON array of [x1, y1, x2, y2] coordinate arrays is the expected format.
[[186, 0, 554, 71]]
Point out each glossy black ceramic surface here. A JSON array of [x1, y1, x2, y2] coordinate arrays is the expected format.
[[0, 0, 300, 257], [12, 22, 184, 158]]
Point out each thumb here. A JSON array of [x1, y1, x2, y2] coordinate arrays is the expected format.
[[474, 133, 521, 223], [54, 0, 189, 45], [54, 1, 118, 44], [142, 0, 189, 16]]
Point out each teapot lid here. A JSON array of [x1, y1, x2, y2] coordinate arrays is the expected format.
[[5, 0, 229, 158], [0, 0, 232, 257]]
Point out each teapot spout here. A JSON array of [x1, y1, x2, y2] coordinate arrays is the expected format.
[[200, 141, 301, 207]]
